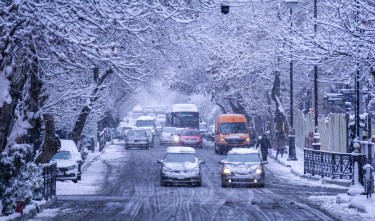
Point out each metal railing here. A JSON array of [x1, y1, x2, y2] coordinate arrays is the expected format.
[[42, 161, 57, 200], [304, 148, 366, 185]]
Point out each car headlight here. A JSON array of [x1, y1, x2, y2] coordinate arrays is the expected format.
[[223, 167, 231, 175], [173, 136, 179, 142], [245, 137, 250, 141], [255, 168, 262, 174], [67, 165, 76, 170]]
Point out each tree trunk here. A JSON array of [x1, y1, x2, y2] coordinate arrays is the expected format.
[[35, 114, 60, 164], [0, 49, 29, 153], [71, 68, 112, 145], [71, 106, 91, 144]]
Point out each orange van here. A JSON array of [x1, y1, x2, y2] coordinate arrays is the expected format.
[[214, 114, 250, 154]]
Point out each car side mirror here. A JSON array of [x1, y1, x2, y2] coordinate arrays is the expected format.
[[218, 160, 225, 164], [199, 160, 206, 164], [157, 160, 163, 164]]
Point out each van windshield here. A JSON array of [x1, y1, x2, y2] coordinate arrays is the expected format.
[[220, 123, 247, 134]]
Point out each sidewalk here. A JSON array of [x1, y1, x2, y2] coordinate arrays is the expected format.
[[268, 146, 375, 219]]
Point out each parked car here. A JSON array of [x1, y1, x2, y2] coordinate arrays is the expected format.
[[159, 127, 177, 145], [51, 139, 82, 183], [219, 148, 265, 188], [178, 128, 203, 149], [125, 128, 150, 150], [157, 146, 205, 186]]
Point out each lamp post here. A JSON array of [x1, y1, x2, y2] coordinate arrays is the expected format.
[[312, 0, 321, 150], [286, 0, 298, 161]]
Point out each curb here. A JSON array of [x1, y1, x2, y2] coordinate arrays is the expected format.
[[3, 197, 57, 221]]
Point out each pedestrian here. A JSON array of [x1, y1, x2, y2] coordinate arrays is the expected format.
[[305, 132, 314, 149], [276, 133, 286, 159], [256, 134, 272, 162]]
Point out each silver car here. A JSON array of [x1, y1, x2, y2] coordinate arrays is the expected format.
[[159, 127, 176, 145], [125, 129, 150, 150], [157, 146, 205, 186], [219, 148, 265, 188]]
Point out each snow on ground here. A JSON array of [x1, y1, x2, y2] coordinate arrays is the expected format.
[[57, 140, 127, 195], [268, 145, 375, 221]]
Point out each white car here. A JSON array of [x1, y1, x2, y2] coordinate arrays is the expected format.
[[51, 139, 82, 183]]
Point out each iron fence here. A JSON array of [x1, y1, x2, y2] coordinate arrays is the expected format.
[[304, 148, 366, 185], [42, 161, 57, 200]]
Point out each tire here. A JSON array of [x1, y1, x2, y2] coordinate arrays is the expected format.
[[258, 183, 265, 188], [73, 179, 78, 183], [196, 182, 202, 187], [214, 144, 218, 154], [221, 182, 228, 188], [160, 180, 166, 187], [77, 174, 81, 181]]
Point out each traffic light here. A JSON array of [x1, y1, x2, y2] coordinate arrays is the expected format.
[[221, 4, 229, 14]]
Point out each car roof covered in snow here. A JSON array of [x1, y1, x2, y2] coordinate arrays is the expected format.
[[136, 115, 154, 120], [166, 146, 196, 154], [228, 148, 258, 155]]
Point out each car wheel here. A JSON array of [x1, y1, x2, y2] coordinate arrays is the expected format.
[[160, 180, 166, 187], [214, 145, 218, 154], [258, 183, 265, 188], [221, 182, 228, 188], [73, 179, 78, 183], [78, 174, 81, 181]]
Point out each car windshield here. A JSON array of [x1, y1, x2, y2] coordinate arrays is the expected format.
[[127, 130, 146, 137], [162, 127, 176, 133], [165, 153, 196, 163], [220, 123, 247, 134], [136, 120, 154, 127], [52, 151, 72, 160], [181, 130, 200, 136], [226, 153, 260, 163]]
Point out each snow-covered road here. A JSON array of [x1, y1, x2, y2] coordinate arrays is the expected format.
[[30, 140, 346, 221]]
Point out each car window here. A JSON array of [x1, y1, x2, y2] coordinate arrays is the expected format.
[[128, 130, 146, 137], [163, 127, 176, 133], [52, 151, 72, 160], [220, 123, 247, 134], [226, 153, 260, 163], [182, 130, 199, 136], [165, 153, 196, 163]]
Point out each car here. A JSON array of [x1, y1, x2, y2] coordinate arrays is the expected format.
[[51, 139, 83, 183], [159, 127, 177, 145], [199, 122, 208, 138], [157, 146, 205, 186], [154, 122, 163, 136], [219, 148, 265, 188], [116, 125, 136, 140], [125, 129, 150, 150], [143, 128, 155, 148], [171, 127, 185, 145], [178, 128, 203, 149], [206, 124, 215, 142]]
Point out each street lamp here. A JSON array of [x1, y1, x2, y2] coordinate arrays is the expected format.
[[312, 0, 321, 150], [286, 0, 298, 161]]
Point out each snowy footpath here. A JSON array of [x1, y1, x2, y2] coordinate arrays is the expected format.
[[269, 146, 375, 221]]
